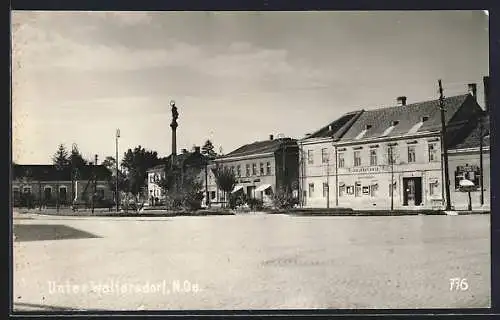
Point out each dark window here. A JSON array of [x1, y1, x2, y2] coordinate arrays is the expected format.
[[44, 187, 52, 200], [408, 146, 416, 163], [370, 149, 377, 166], [59, 187, 67, 202]]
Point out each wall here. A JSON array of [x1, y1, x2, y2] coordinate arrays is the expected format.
[[448, 149, 490, 210], [12, 179, 113, 206], [300, 135, 445, 210], [147, 168, 165, 203], [208, 155, 277, 204]]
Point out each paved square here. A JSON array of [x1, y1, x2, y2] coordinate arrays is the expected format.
[[13, 213, 490, 310]]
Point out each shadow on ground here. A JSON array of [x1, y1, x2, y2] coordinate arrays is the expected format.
[[13, 224, 101, 242], [13, 302, 99, 312]]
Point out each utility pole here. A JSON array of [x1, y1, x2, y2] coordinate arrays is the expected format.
[[326, 156, 330, 209], [282, 141, 286, 193], [92, 154, 98, 214], [389, 146, 394, 211], [479, 117, 484, 206], [334, 145, 338, 207], [116, 129, 120, 212], [438, 79, 452, 211]]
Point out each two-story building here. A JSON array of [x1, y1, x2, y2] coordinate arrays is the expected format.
[[300, 84, 485, 210], [12, 164, 113, 208], [298, 110, 363, 207], [207, 135, 299, 206], [146, 146, 208, 206]]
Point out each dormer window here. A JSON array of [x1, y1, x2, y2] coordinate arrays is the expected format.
[[421, 116, 429, 122], [365, 124, 372, 130], [391, 120, 400, 126]]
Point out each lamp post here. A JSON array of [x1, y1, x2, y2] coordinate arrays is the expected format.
[[116, 129, 120, 212], [479, 117, 484, 206]]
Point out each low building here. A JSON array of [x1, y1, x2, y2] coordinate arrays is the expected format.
[[12, 164, 113, 208], [299, 83, 486, 210], [448, 114, 490, 210], [207, 135, 299, 206]]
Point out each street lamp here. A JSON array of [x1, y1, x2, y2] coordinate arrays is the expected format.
[[116, 129, 120, 212]]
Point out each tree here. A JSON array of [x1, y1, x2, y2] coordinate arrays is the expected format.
[[102, 156, 116, 172], [102, 155, 126, 208], [159, 166, 204, 210], [69, 144, 88, 169], [201, 140, 217, 159], [120, 145, 161, 212], [52, 144, 70, 168], [212, 165, 237, 208]]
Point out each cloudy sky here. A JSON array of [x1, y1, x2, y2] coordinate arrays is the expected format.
[[12, 11, 489, 164]]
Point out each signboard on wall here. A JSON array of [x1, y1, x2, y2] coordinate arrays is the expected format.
[[362, 186, 370, 195], [454, 165, 480, 190]]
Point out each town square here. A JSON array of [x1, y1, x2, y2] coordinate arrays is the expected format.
[[13, 212, 490, 310], [11, 10, 491, 312]]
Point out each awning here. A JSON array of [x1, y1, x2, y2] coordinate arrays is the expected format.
[[459, 179, 475, 187], [255, 184, 272, 192], [231, 185, 244, 193], [338, 182, 345, 187], [429, 178, 439, 184]]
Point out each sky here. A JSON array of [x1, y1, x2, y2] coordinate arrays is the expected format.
[[12, 11, 489, 164]]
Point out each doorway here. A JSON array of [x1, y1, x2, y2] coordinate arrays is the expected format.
[[403, 177, 422, 206], [247, 186, 255, 199]]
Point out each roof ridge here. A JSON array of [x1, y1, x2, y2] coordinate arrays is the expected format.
[[364, 94, 468, 113]]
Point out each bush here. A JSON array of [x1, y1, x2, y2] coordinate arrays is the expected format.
[[229, 192, 248, 209], [273, 188, 299, 210], [247, 198, 264, 211]]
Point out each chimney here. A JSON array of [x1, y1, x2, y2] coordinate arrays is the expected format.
[[483, 76, 490, 112], [396, 96, 407, 106], [181, 148, 188, 154], [194, 146, 201, 153], [328, 125, 333, 131], [269, 134, 274, 141], [468, 83, 477, 100]]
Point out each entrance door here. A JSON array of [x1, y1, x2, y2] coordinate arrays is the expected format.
[[403, 177, 422, 206], [247, 186, 255, 199]]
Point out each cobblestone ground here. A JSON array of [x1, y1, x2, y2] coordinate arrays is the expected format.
[[13, 213, 490, 311]]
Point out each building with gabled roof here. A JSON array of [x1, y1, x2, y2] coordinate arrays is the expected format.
[[206, 135, 299, 206], [300, 82, 487, 210], [298, 110, 363, 208], [12, 164, 113, 208]]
